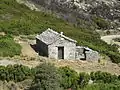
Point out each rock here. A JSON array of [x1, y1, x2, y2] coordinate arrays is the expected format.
[[26, 0, 120, 29]]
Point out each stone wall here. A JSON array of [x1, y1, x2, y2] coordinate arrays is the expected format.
[[76, 46, 85, 60], [36, 38, 48, 56], [48, 37, 76, 60], [86, 51, 100, 61], [76, 46, 100, 61]]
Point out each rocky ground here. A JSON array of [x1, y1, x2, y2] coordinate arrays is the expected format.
[[26, 0, 120, 28]]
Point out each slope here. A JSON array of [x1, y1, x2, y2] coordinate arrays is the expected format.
[[0, 0, 120, 63]]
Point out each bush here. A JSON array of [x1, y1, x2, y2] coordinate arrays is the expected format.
[[1, 64, 120, 90], [0, 35, 21, 57], [58, 66, 79, 89], [79, 81, 120, 90], [30, 63, 61, 90], [90, 71, 118, 83], [78, 72, 90, 88], [0, 64, 33, 82], [107, 51, 120, 63], [93, 17, 110, 29]]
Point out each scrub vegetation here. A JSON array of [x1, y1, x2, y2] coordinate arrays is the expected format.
[[1, 63, 120, 90], [0, 35, 21, 57]]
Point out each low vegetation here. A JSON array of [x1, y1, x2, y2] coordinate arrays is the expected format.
[[0, 64, 34, 82], [0, 35, 21, 57], [0, 0, 120, 63], [92, 17, 110, 30], [1, 63, 120, 90], [30, 63, 61, 90]]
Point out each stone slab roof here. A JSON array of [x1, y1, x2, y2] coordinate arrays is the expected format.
[[36, 28, 77, 45], [76, 46, 93, 51]]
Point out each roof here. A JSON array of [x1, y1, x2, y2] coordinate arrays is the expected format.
[[36, 28, 77, 45], [76, 46, 92, 51]]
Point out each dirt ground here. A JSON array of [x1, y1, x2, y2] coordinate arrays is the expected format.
[[101, 35, 120, 44], [14, 36, 38, 58], [1, 57, 120, 75], [54, 60, 120, 75]]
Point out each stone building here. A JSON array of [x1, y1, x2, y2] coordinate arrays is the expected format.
[[36, 28, 100, 60], [36, 28, 77, 60], [76, 46, 99, 61]]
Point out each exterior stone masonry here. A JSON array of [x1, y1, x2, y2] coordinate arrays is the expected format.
[[36, 28, 100, 61]]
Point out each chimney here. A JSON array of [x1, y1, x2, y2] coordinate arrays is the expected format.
[[60, 32, 63, 36]]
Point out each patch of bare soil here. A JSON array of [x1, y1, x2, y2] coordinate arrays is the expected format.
[[101, 35, 120, 52], [14, 36, 38, 58], [54, 60, 120, 75], [1, 56, 120, 75], [20, 41, 37, 57]]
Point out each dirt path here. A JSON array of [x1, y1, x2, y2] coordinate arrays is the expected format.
[[101, 35, 120, 44], [101, 35, 120, 52], [14, 36, 38, 58], [20, 41, 37, 58]]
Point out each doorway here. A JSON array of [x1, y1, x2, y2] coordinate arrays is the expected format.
[[58, 47, 64, 59]]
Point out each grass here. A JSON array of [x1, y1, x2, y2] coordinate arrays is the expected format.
[[0, 0, 120, 63], [0, 35, 21, 57]]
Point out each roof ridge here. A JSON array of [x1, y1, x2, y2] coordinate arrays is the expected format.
[[47, 28, 77, 43], [36, 28, 77, 45], [47, 28, 59, 35]]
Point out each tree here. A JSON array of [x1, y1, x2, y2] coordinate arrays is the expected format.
[[58, 66, 79, 89], [78, 72, 90, 88], [30, 63, 61, 90]]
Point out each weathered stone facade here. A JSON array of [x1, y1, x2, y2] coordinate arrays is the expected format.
[[76, 46, 100, 61], [36, 28, 100, 60], [48, 37, 76, 60], [36, 28, 77, 60]]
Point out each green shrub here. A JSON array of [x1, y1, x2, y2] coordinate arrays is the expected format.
[[79, 82, 120, 90], [0, 64, 33, 82], [0, 35, 21, 57], [90, 71, 118, 83], [30, 63, 61, 90], [78, 72, 90, 88], [107, 51, 120, 63], [93, 17, 110, 29], [1, 64, 120, 90], [58, 66, 79, 89]]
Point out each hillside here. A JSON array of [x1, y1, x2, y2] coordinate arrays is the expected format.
[[28, 0, 120, 30], [0, 0, 120, 63]]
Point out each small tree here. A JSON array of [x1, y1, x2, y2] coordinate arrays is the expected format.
[[78, 72, 90, 88], [58, 66, 79, 89], [30, 63, 61, 90]]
